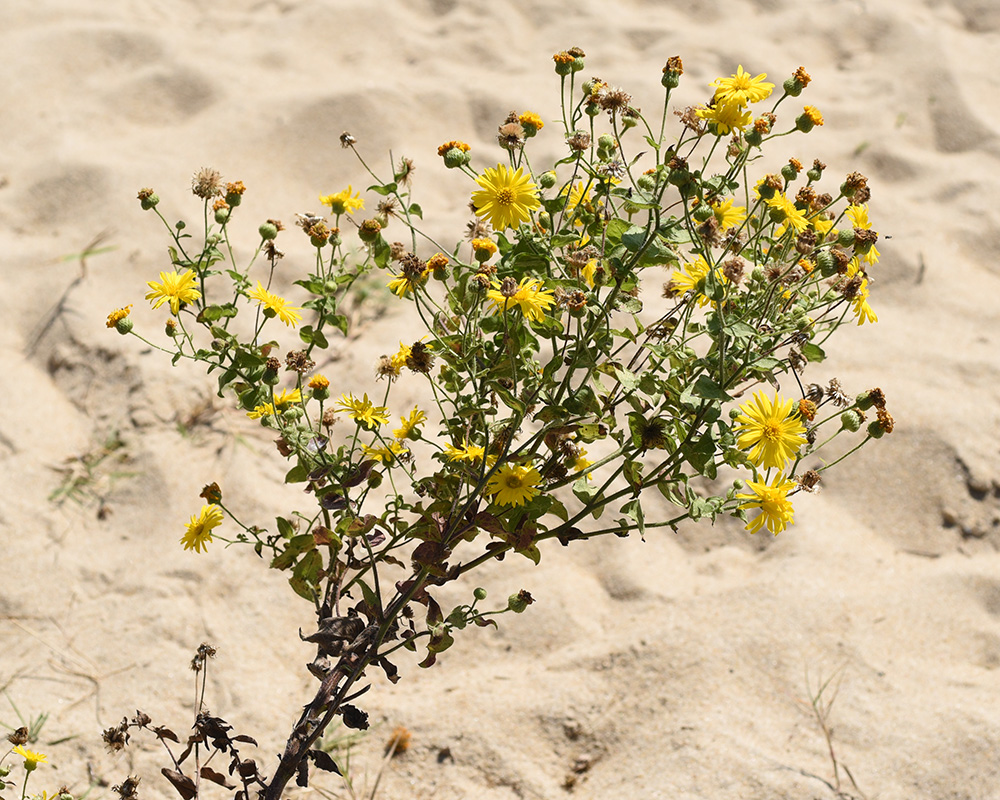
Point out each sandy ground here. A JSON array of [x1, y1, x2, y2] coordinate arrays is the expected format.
[[2, 1, 1000, 798]]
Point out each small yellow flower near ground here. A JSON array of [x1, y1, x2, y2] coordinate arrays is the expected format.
[[13, 745, 48, 772], [248, 281, 303, 327], [336, 393, 390, 429], [472, 164, 541, 231], [734, 392, 807, 471], [737, 473, 796, 535], [485, 278, 556, 322], [393, 407, 427, 440], [181, 504, 224, 553], [106, 305, 133, 328], [486, 463, 542, 507], [711, 65, 774, 106], [319, 186, 364, 216], [145, 269, 201, 315]]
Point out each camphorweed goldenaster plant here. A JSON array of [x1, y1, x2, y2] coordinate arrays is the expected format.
[[111, 52, 894, 800]]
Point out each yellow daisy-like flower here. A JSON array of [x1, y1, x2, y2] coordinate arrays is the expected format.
[[273, 388, 302, 407], [518, 111, 544, 135], [393, 406, 427, 440], [471, 238, 498, 259], [851, 277, 878, 326], [810, 213, 836, 238], [444, 442, 487, 463], [319, 186, 364, 216], [766, 192, 810, 234], [696, 101, 753, 135], [734, 392, 807, 471], [106, 304, 133, 328], [13, 745, 48, 771], [145, 269, 201, 315], [336, 393, 390, 429], [582, 258, 598, 288], [180, 504, 224, 553], [845, 204, 881, 265], [362, 440, 408, 464], [386, 269, 431, 297], [712, 65, 774, 106], [248, 281, 303, 327], [486, 278, 556, 323], [737, 473, 796, 535], [472, 164, 541, 231], [712, 197, 747, 231], [562, 181, 592, 222], [486, 463, 542, 507], [570, 447, 594, 480], [308, 374, 329, 391], [667, 255, 727, 308]]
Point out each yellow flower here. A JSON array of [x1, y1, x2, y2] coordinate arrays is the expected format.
[[845, 204, 880, 265], [570, 447, 594, 479], [319, 186, 364, 216], [471, 238, 498, 259], [486, 463, 542, 507], [13, 745, 48, 772], [246, 402, 276, 419], [582, 258, 598, 288], [734, 392, 807, 471], [562, 181, 592, 223], [145, 269, 201, 315], [180, 504, 224, 553], [486, 278, 556, 323], [437, 140, 470, 156], [851, 277, 878, 326], [444, 442, 487, 463], [712, 65, 774, 106], [472, 164, 541, 230], [518, 111, 544, 134], [667, 255, 727, 307], [393, 406, 427, 440], [766, 192, 809, 234], [737, 473, 796, 535], [696, 101, 753, 135], [362, 440, 408, 464], [336, 393, 390, 429], [712, 197, 747, 231], [273, 388, 302, 407], [386, 268, 431, 297], [802, 105, 824, 126], [248, 281, 303, 327], [106, 304, 133, 328], [308, 374, 330, 390]]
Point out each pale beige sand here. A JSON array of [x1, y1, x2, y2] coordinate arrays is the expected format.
[[2, 1, 1000, 799]]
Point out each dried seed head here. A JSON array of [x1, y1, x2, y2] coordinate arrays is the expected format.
[[322, 408, 338, 428], [500, 276, 518, 298], [340, 131, 357, 148], [497, 121, 525, 150], [102, 719, 130, 753], [8, 727, 29, 746], [876, 407, 895, 434], [806, 383, 825, 404], [795, 228, 817, 254], [798, 469, 821, 492], [405, 341, 434, 374], [827, 378, 850, 407], [113, 776, 141, 800], [395, 156, 415, 186], [192, 167, 223, 199], [722, 258, 745, 284], [566, 131, 592, 152], [285, 350, 315, 374]]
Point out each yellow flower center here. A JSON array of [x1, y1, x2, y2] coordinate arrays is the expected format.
[[504, 474, 524, 489], [762, 421, 782, 441], [495, 188, 515, 207]]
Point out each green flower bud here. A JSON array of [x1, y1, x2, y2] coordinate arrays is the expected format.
[[729, 408, 742, 420], [507, 592, 530, 613], [796, 114, 816, 133], [837, 228, 855, 247], [175, 220, 186, 231], [597, 133, 616, 151], [115, 317, 133, 335], [815, 249, 836, 277], [555, 60, 573, 76], [138, 192, 160, 211], [867, 420, 885, 439], [473, 587, 488, 601], [585, 102, 601, 118], [537, 211, 551, 231], [262, 368, 280, 386], [807, 166, 824, 182], [310, 232, 329, 248], [539, 170, 557, 189], [636, 173, 656, 192], [693, 203, 714, 222], [358, 219, 382, 243], [661, 71, 681, 89], [328, 228, 342, 247], [780, 163, 799, 183], [745, 129, 763, 148], [768, 206, 788, 224], [621, 114, 637, 130], [443, 147, 470, 169], [783, 76, 803, 97], [214, 207, 231, 225], [259, 221, 279, 240], [840, 409, 863, 432]]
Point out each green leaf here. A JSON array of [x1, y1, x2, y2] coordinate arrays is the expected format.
[[285, 465, 308, 484], [408, 202, 423, 219], [367, 181, 398, 196], [621, 225, 648, 253], [620, 499, 645, 536], [801, 342, 826, 362], [691, 375, 732, 402], [276, 516, 295, 539], [682, 434, 718, 479], [516, 544, 541, 565]]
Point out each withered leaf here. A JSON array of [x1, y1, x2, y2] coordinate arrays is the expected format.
[[341, 704, 369, 730], [307, 749, 342, 775], [377, 657, 400, 684], [411, 540, 450, 567], [232, 734, 258, 746], [154, 726, 180, 742], [295, 758, 309, 788], [161, 769, 197, 800], [200, 766, 235, 789]]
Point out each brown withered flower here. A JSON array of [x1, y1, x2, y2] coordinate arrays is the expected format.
[[285, 350, 315, 374], [405, 341, 434, 374], [113, 776, 141, 800], [795, 228, 817, 254], [340, 131, 357, 148], [395, 156, 415, 186], [798, 469, 821, 492], [722, 257, 745, 284], [192, 167, 223, 199], [8, 726, 29, 746], [566, 131, 591, 152], [826, 378, 851, 407], [876, 407, 895, 434], [102, 719, 130, 753]]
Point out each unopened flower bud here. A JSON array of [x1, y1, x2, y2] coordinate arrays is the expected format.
[[137, 188, 159, 210], [597, 133, 616, 151], [358, 219, 382, 243], [214, 207, 231, 225], [473, 587, 488, 601], [840, 409, 863, 432], [539, 170, 557, 189], [815, 249, 836, 277], [693, 203, 713, 222], [115, 317, 133, 335], [837, 228, 855, 247], [259, 221, 279, 240]]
